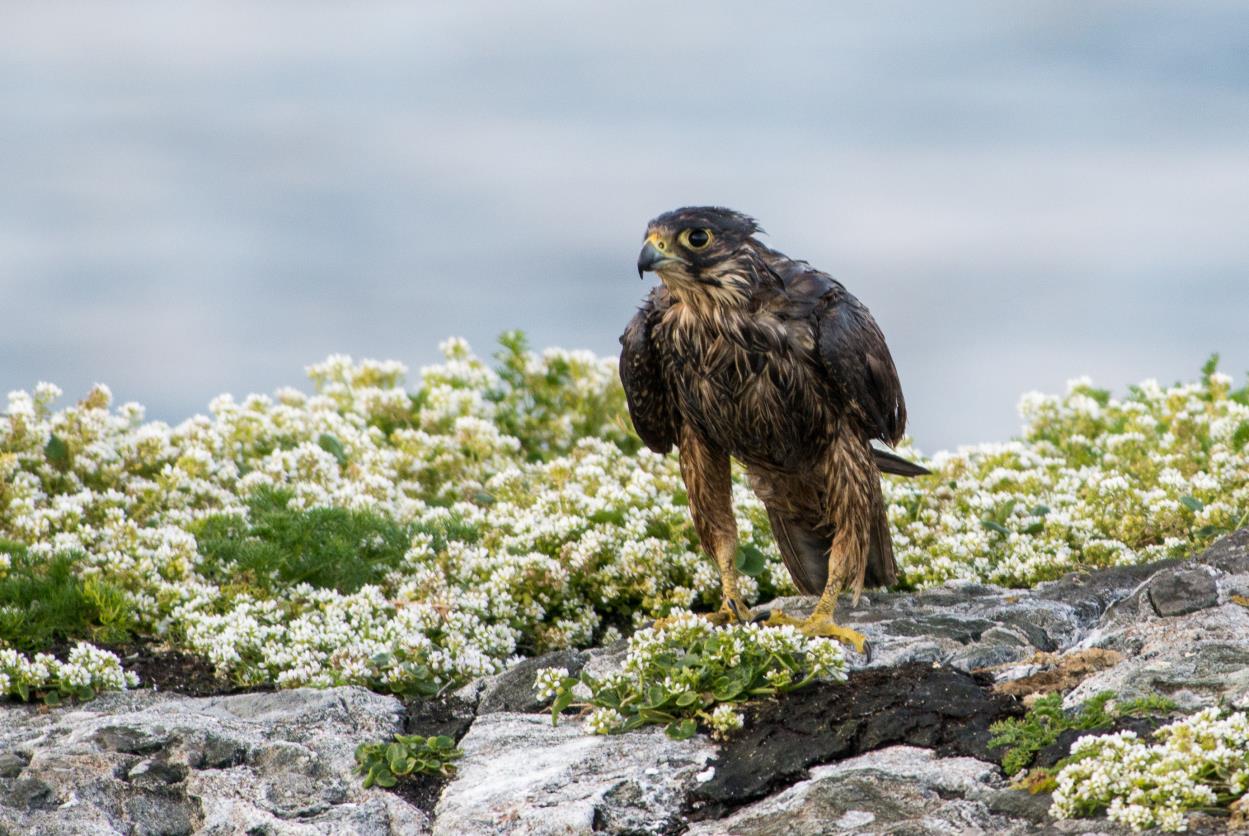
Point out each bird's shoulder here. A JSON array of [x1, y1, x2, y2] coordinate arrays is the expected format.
[[750, 247, 853, 322]]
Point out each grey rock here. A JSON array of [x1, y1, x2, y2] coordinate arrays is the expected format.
[[686, 746, 1032, 836], [125, 758, 188, 787], [0, 687, 427, 835], [475, 649, 590, 715], [1148, 567, 1219, 616], [757, 557, 1149, 674], [0, 752, 28, 779], [983, 787, 1054, 823], [686, 746, 1133, 835], [1066, 532, 1249, 710], [433, 712, 715, 835]]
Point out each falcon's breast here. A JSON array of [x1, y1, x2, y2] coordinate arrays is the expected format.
[[654, 304, 832, 470]]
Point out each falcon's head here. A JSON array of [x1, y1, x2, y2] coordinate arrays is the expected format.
[[637, 207, 763, 303]]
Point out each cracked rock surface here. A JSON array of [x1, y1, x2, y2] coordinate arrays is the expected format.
[[0, 687, 424, 835], [2, 529, 1248, 834]]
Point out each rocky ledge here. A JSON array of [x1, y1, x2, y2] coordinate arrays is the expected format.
[[3, 529, 1248, 835]]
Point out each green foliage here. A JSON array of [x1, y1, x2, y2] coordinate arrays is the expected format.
[[43, 434, 70, 470], [193, 487, 412, 593], [535, 616, 846, 740], [489, 330, 636, 461], [0, 541, 135, 652], [734, 543, 768, 577], [989, 691, 1178, 777], [354, 733, 462, 788]]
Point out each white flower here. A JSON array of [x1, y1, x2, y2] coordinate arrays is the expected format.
[[585, 707, 623, 735], [708, 704, 744, 740], [533, 667, 569, 701]]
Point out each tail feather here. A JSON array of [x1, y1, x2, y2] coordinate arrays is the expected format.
[[864, 501, 898, 588], [767, 504, 898, 596], [872, 447, 930, 477], [766, 508, 828, 596]]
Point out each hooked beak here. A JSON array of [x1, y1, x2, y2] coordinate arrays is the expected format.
[[636, 235, 684, 279]]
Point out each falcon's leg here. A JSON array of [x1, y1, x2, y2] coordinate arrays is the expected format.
[[768, 437, 873, 652], [676, 425, 750, 625], [763, 539, 867, 652]]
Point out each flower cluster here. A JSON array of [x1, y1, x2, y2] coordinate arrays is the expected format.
[[886, 360, 1249, 587], [1051, 708, 1249, 831], [1, 335, 1245, 699], [533, 614, 847, 739], [0, 642, 138, 702]]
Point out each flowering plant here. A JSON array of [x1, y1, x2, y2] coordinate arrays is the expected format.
[[1, 336, 1246, 703], [534, 614, 846, 740], [1051, 708, 1249, 831]]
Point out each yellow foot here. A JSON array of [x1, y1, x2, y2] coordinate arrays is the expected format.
[[651, 599, 752, 631], [706, 598, 752, 626], [763, 610, 868, 654]]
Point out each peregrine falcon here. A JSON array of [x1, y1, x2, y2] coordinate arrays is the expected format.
[[619, 206, 927, 651]]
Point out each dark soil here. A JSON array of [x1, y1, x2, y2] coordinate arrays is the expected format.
[[686, 661, 1024, 820], [98, 641, 277, 697], [385, 694, 478, 815], [107, 641, 266, 697]]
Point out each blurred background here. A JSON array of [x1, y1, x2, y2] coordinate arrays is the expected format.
[[3, 1, 1248, 452]]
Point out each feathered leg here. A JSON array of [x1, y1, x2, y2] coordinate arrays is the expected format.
[[675, 425, 750, 624], [768, 433, 876, 651]]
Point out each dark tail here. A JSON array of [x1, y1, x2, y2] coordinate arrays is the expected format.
[[864, 500, 898, 589], [767, 502, 898, 596], [766, 508, 829, 595], [872, 447, 930, 477]]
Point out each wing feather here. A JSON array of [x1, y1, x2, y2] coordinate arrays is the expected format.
[[618, 298, 680, 453], [815, 287, 907, 445]]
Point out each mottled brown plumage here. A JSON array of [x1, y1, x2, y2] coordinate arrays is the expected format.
[[619, 206, 926, 647]]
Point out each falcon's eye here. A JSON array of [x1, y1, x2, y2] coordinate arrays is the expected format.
[[681, 228, 712, 250]]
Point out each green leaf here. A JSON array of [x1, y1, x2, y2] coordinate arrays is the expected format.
[[620, 715, 647, 732], [664, 718, 698, 740], [44, 434, 70, 470], [674, 691, 698, 707], [551, 687, 574, 721], [981, 519, 1011, 536], [1180, 495, 1204, 513], [1022, 522, 1044, 535], [712, 674, 745, 702], [1030, 505, 1051, 516], [645, 684, 668, 708], [1233, 422, 1249, 450], [734, 544, 767, 577], [317, 433, 349, 465], [430, 735, 455, 751], [43, 689, 61, 707], [473, 491, 495, 506]]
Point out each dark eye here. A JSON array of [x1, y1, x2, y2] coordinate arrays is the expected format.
[[683, 228, 712, 250]]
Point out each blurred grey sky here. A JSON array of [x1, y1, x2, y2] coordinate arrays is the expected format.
[[2, 1, 1248, 452]]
